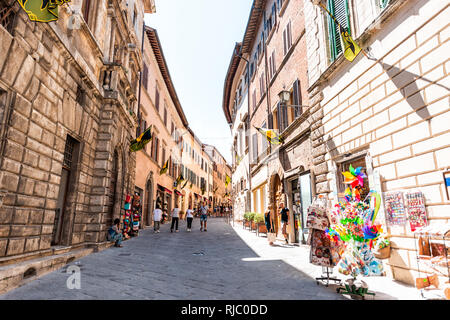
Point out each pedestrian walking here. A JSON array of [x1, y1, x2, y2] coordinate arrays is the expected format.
[[279, 202, 290, 244], [186, 206, 194, 232], [107, 218, 123, 247], [162, 209, 168, 224], [199, 201, 209, 232], [153, 205, 162, 233], [265, 206, 275, 246], [171, 205, 180, 232]]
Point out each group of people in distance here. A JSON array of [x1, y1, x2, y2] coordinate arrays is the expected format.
[[107, 201, 213, 247]]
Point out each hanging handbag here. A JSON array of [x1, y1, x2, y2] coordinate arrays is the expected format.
[[418, 236, 431, 256]]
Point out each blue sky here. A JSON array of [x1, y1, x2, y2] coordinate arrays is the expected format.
[[144, 0, 253, 165]]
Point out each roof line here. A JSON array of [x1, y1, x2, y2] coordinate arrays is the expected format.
[[145, 26, 189, 128]]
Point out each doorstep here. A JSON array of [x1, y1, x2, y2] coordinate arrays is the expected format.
[[0, 241, 114, 295]]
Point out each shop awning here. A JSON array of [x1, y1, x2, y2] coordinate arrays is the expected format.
[[158, 184, 173, 194], [174, 189, 183, 197]]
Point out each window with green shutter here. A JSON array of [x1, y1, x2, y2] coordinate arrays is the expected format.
[[379, 0, 390, 9], [327, 0, 351, 62]]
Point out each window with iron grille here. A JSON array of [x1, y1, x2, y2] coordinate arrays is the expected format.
[[0, 1, 16, 34], [63, 135, 77, 169]]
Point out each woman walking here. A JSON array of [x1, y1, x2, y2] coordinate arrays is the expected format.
[[265, 205, 275, 246], [186, 206, 194, 232]]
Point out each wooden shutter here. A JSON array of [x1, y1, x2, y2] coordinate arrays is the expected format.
[[155, 85, 160, 111], [287, 21, 292, 50], [327, 0, 350, 61], [293, 79, 302, 118], [143, 64, 148, 90], [252, 133, 258, 162], [268, 112, 274, 129], [276, 102, 282, 132]]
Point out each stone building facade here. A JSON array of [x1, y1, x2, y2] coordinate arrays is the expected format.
[[0, 0, 155, 262], [180, 130, 213, 214], [223, 0, 312, 244], [135, 26, 188, 226], [203, 144, 232, 211], [304, 0, 449, 284]]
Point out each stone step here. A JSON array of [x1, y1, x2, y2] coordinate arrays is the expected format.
[[0, 242, 114, 295]]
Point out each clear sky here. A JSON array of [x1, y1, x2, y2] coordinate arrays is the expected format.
[[144, 0, 253, 165]]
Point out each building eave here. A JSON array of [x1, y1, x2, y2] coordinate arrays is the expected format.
[[145, 26, 189, 127], [222, 42, 242, 125]]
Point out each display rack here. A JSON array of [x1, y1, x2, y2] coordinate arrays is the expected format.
[[316, 266, 341, 287], [413, 223, 450, 300]]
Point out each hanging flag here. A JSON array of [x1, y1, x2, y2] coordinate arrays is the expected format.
[[213, 187, 219, 194], [189, 183, 193, 189], [316, 1, 362, 62], [181, 180, 189, 190], [225, 174, 231, 187], [159, 160, 169, 175], [255, 127, 284, 145], [339, 24, 362, 62], [17, 0, 71, 23], [175, 174, 184, 187], [130, 125, 152, 152]]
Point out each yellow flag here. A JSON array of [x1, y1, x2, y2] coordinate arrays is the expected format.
[[159, 160, 169, 175], [17, 0, 71, 23], [225, 174, 231, 187], [339, 25, 361, 62]]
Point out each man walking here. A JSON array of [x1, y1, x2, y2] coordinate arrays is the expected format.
[[279, 202, 290, 244], [200, 201, 209, 232], [171, 205, 180, 232], [153, 205, 162, 233]]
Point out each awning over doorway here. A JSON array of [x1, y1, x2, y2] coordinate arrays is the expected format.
[[174, 189, 183, 197], [157, 184, 173, 194]]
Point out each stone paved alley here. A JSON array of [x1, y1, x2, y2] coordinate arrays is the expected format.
[[0, 218, 346, 300]]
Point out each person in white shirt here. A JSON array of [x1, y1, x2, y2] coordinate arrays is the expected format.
[[185, 206, 194, 232], [171, 205, 180, 233], [153, 205, 162, 233]]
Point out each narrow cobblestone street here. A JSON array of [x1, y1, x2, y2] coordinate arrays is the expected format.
[[0, 218, 344, 300]]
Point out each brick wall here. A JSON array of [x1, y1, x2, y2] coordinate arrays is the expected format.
[[305, 0, 449, 284]]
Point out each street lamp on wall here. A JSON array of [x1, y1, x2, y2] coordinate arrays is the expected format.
[[277, 89, 311, 126], [278, 90, 291, 104]]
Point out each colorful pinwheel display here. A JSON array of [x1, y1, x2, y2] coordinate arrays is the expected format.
[[325, 165, 385, 277]]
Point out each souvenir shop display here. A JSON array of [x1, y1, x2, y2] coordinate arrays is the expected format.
[[324, 165, 387, 298], [306, 196, 342, 286], [383, 191, 407, 226], [413, 223, 450, 300], [122, 194, 132, 239], [405, 191, 427, 232], [131, 193, 142, 236]]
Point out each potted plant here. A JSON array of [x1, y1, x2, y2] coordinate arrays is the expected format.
[[374, 235, 391, 259], [254, 213, 267, 235], [243, 212, 252, 229]]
